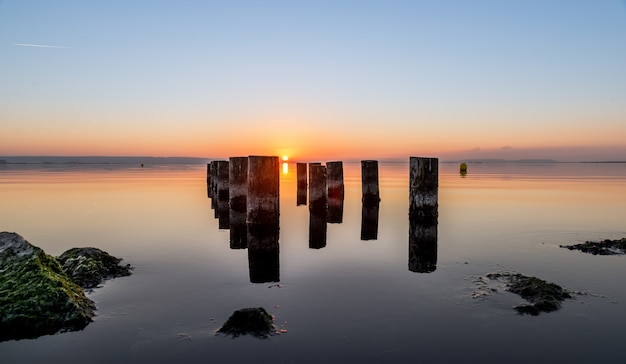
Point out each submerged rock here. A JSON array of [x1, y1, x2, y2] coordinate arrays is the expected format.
[[486, 272, 572, 316], [0, 232, 95, 341], [217, 307, 275, 338], [560, 238, 626, 255], [58, 247, 133, 289]]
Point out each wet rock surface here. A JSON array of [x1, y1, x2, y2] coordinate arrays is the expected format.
[[58, 247, 133, 289], [217, 307, 275, 338], [0, 232, 132, 342], [476, 271, 572, 316], [0, 232, 96, 341], [560, 238, 626, 255]]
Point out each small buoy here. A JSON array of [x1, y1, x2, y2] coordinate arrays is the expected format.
[[459, 162, 467, 176]]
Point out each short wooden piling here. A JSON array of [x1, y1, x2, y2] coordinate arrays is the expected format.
[[297, 163, 307, 205], [409, 157, 438, 223], [326, 161, 344, 201], [361, 160, 380, 205]]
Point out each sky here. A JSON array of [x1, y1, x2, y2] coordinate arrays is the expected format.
[[1, 0, 625, 161]]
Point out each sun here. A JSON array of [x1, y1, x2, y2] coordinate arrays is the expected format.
[[282, 155, 289, 161]]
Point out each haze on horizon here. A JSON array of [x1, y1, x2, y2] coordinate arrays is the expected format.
[[1, 1, 625, 162]]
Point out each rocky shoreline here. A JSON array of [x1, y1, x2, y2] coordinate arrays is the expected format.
[[0, 232, 132, 342]]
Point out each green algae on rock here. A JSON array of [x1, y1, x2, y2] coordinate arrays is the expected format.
[[217, 307, 276, 338], [58, 247, 133, 289], [486, 272, 572, 316], [0, 232, 96, 342], [560, 238, 626, 256]]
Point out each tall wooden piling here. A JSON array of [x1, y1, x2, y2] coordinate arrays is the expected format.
[[361, 160, 380, 205], [409, 157, 438, 223], [229, 157, 248, 249], [247, 156, 280, 249], [297, 162, 307, 205], [309, 164, 327, 211]]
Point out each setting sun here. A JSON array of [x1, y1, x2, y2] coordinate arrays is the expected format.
[[282, 155, 289, 161]]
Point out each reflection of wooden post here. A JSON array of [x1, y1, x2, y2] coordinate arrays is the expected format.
[[247, 156, 280, 249], [360, 201, 379, 240], [327, 197, 344, 224], [297, 163, 307, 206], [361, 160, 380, 205], [229, 157, 248, 249], [309, 208, 327, 249], [215, 160, 230, 229], [207, 163, 212, 198], [408, 221, 437, 273], [309, 165, 327, 210], [409, 157, 438, 223], [248, 246, 279, 283], [326, 161, 344, 200]]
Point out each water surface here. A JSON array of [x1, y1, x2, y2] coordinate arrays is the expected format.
[[1, 161, 625, 363]]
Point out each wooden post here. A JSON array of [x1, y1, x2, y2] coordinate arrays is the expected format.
[[246, 156, 280, 283], [308, 164, 327, 211], [247, 156, 280, 249], [206, 163, 212, 198], [361, 160, 380, 205], [229, 157, 248, 249], [215, 160, 230, 229], [327, 196, 344, 224], [409, 157, 438, 223], [326, 161, 344, 200], [297, 162, 307, 206]]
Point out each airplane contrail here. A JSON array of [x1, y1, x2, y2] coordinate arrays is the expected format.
[[14, 43, 71, 49]]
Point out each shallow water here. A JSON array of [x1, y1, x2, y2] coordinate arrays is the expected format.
[[1, 161, 626, 363]]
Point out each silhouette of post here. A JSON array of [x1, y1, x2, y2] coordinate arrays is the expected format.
[[206, 163, 212, 198], [309, 164, 327, 209], [246, 156, 280, 283], [361, 160, 380, 205], [229, 157, 248, 249], [309, 207, 327, 249], [326, 161, 344, 200], [409, 157, 438, 224], [297, 162, 307, 206], [216, 160, 230, 229]]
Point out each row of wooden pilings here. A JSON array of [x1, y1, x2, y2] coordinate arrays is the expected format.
[[207, 156, 439, 281]]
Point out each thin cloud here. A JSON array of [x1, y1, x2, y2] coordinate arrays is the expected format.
[[14, 43, 71, 49]]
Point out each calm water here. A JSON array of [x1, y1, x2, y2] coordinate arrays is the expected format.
[[1, 161, 626, 363]]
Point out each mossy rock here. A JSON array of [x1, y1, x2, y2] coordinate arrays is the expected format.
[[486, 272, 571, 316], [0, 232, 96, 341], [58, 247, 133, 289], [561, 238, 626, 255], [217, 307, 275, 338]]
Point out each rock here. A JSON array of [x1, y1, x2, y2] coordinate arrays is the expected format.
[[486, 272, 571, 316], [57, 247, 133, 289], [217, 307, 275, 338], [560, 238, 626, 255], [0, 232, 96, 341]]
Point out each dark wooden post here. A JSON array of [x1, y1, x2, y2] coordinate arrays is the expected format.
[[361, 160, 380, 205], [297, 162, 307, 206], [309, 207, 327, 249], [229, 157, 248, 249], [360, 201, 379, 240], [246, 156, 280, 283], [216, 160, 230, 229], [206, 163, 212, 198], [326, 161, 344, 200], [408, 221, 437, 273], [409, 157, 438, 223], [309, 164, 327, 210]]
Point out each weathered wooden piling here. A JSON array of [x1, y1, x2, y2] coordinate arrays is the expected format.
[[297, 163, 307, 206], [309, 164, 327, 211], [247, 156, 280, 250], [206, 163, 212, 198], [209, 161, 219, 201], [326, 161, 344, 201], [409, 157, 438, 223], [360, 201, 379, 241], [327, 197, 344, 224], [408, 220, 437, 273], [361, 160, 380, 205], [229, 157, 248, 210]]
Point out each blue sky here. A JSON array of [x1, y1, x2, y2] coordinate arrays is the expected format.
[[1, 1, 625, 160]]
